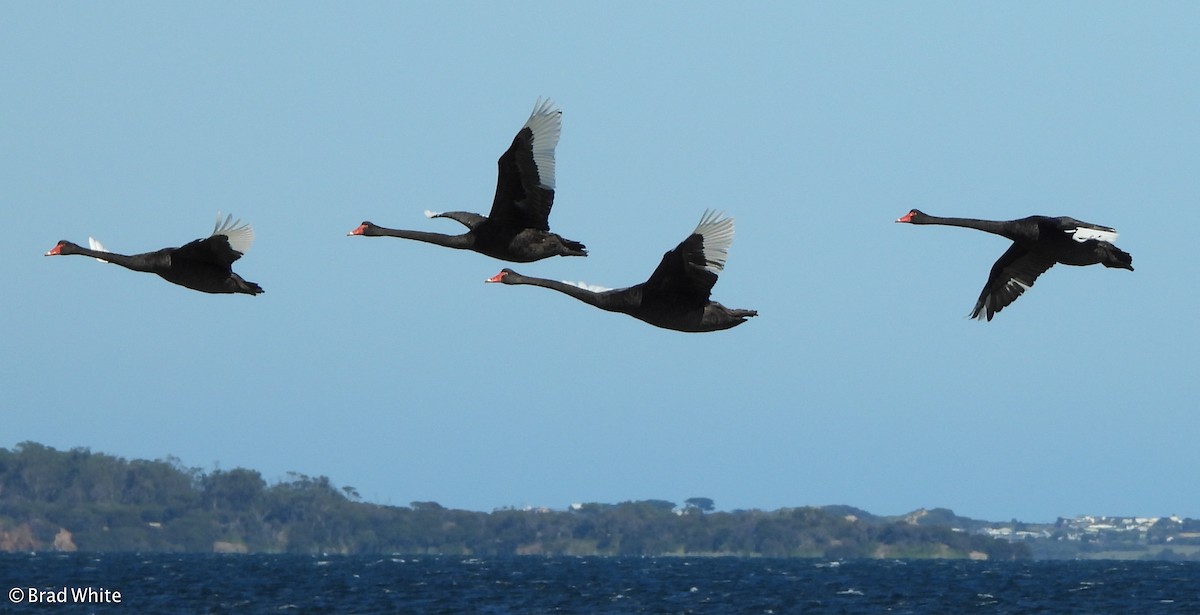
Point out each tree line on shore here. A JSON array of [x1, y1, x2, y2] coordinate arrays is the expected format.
[[0, 442, 1028, 559]]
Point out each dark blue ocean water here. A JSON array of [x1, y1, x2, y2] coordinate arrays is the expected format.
[[2, 553, 1198, 614]]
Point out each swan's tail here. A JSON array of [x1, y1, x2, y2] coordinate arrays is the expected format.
[[1103, 245, 1134, 271], [228, 273, 264, 295], [560, 238, 587, 257]]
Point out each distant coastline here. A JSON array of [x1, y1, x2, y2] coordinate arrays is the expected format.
[[2, 442, 1196, 560]]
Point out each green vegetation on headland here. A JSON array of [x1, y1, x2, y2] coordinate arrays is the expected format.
[[1, 442, 1196, 560]]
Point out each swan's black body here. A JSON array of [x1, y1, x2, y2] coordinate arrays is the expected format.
[[487, 211, 755, 332], [46, 215, 263, 295], [349, 98, 585, 263], [897, 209, 1132, 320]]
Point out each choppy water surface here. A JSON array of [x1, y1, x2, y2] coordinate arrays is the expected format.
[[3, 553, 1198, 613]]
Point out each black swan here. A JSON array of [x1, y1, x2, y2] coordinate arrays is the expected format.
[[349, 98, 586, 263], [486, 211, 756, 332], [46, 213, 264, 295], [896, 209, 1132, 320]]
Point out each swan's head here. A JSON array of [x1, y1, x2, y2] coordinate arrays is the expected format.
[[895, 209, 927, 224], [44, 240, 75, 256], [347, 221, 377, 236], [485, 268, 517, 283]]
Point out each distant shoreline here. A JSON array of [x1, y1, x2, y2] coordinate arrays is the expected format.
[[2, 442, 1196, 560]]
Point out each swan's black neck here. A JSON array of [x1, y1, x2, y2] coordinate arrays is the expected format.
[[907, 212, 1019, 239], [59, 243, 162, 272], [364, 226, 475, 249], [501, 272, 627, 313]]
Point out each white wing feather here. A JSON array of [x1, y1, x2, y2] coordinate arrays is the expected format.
[[692, 210, 735, 273], [1068, 227, 1118, 243], [975, 278, 1033, 320], [523, 97, 562, 190], [87, 237, 108, 262], [562, 280, 612, 293], [212, 212, 255, 254]]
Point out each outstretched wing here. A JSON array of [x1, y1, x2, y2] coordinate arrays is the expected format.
[[211, 212, 255, 255], [644, 211, 735, 304], [489, 98, 561, 230], [971, 243, 1056, 321], [173, 213, 255, 268], [425, 209, 487, 230], [172, 236, 241, 268]]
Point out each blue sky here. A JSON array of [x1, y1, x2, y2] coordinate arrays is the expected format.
[[3, 3, 1197, 522]]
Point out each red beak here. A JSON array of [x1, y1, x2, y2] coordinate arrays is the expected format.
[[485, 271, 507, 283], [45, 243, 63, 256], [896, 212, 914, 223], [347, 224, 367, 236]]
